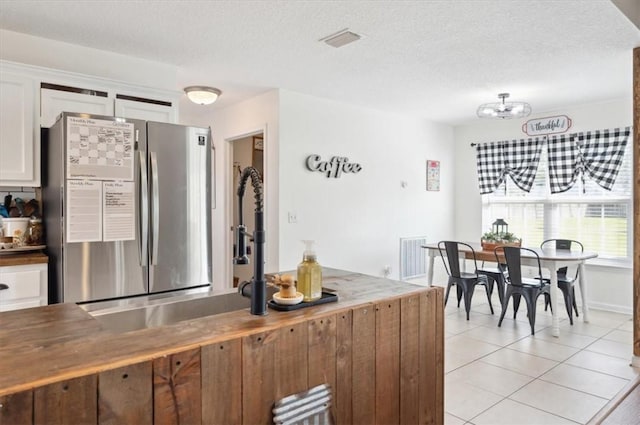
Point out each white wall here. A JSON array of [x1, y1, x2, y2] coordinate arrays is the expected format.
[[278, 90, 455, 279], [453, 97, 634, 313], [210, 89, 456, 287], [210, 90, 279, 290]]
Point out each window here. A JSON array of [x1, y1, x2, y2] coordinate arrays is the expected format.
[[482, 141, 632, 265]]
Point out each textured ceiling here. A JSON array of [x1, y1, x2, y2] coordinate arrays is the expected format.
[[1, 0, 639, 125]]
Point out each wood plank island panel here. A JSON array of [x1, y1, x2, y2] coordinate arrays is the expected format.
[[98, 362, 152, 425], [307, 315, 337, 391], [375, 298, 401, 424], [201, 338, 242, 425], [242, 329, 277, 425], [335, 309, 353, 425], [153, 348, 201, 425], [0, 269, 444, 424], [420, 288, 445, 425], [0, 391, 33, 425], [33, 374, 97, 425], [400, 294, 421, 425], [274, 321, 309, 401], [351, 304, 376, 425]]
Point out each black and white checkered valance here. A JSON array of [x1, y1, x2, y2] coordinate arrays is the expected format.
[[547, 127, 630, 193], [476, 138, 544, 194]]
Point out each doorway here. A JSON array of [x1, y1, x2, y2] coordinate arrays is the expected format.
[[231, 132, 264, 287]]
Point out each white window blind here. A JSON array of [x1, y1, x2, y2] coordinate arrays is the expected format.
[[482, 140, 632, 264]]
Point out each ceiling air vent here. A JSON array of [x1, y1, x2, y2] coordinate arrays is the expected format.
[[320, 29, 361, 48]]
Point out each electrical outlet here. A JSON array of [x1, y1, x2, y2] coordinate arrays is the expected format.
[[288, 212, 297, 223]]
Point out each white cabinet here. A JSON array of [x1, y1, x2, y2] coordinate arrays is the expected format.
[[41, 91, 178, 129], [41, 88, 114, 128], [115, 97, 177, 122], [0, 72, 40, 186], [0, 263, 48, 312], [0, 60, 181, 188]]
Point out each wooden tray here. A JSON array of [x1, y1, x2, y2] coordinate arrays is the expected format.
[[480, 241, 521, 251]]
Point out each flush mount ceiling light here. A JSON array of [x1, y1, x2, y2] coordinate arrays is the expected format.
[[320, 28, 361, 48], [184, 86, 222, 105], [477, 93, 531, 119]]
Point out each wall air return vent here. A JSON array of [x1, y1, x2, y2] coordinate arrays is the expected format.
[[320, 29, 361, 48]]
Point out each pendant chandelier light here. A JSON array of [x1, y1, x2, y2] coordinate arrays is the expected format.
[[477, 93, 531, 119], [184, 86, 222, 105]]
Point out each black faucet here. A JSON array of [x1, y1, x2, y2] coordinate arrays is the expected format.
[[234, 166, 267, 315]]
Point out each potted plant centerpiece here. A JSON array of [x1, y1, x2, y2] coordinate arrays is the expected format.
[[481, 219, 521, 251]]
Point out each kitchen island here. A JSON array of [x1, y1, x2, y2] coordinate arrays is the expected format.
[[0, 268, 444, 425]]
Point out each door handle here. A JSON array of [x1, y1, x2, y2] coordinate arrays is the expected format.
[[150, 151, 159, 266], [0, 284, 8, 290], [139, 151, 149, 266]]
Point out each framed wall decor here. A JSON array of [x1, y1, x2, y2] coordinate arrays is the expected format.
[[253, 136, 264, 150], [426, 159, 440, 191], [252, 136, 264, 180]]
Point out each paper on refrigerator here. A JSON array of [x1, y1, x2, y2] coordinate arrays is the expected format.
[[66, 180, 102, 243], [66, 116, 134, 181], [64, 115, 137, 243], [102, 181, 135, 242]]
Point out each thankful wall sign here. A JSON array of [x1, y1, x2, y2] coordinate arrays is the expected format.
[[305, 155, 362, 178], [522, 115, 572, 136]]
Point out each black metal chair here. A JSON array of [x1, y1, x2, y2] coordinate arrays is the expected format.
[[477, 262, 507, 306], [495, 246, 550, 335], [438, 241, 494, 320], [541, 239, 583, 325]]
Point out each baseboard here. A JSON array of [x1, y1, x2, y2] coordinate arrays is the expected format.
[[587, 301, 633, 315]]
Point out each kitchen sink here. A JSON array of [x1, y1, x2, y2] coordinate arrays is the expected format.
[[90, 287, 276, 333]]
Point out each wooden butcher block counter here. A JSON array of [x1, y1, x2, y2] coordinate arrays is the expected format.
[[0, 268, 444, 425], [0, 252, 48, 267]]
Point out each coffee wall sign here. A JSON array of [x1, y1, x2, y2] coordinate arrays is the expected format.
[[522, 115, 572, 136], [305, 154, 362, 178]]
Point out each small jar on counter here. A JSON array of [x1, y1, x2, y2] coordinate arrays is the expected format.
[[27, 218, 44, 245]]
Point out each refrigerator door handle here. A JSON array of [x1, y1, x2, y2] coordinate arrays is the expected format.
[[150, 151, 160, 266], [139, 151, 149, 266]]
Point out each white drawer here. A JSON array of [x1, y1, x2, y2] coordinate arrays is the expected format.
[[0, 263, 48, 310], [0, 270, 41, 299]]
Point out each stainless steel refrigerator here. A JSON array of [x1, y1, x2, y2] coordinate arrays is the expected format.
[[44, 112, 212, 304]]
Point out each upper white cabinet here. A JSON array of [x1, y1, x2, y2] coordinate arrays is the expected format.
[[41, 87, 114, 128], [115, 97, 177, 122], [0, 71, 40, 186], [0, 60, 181, 188], [41, 90, 178, 128]]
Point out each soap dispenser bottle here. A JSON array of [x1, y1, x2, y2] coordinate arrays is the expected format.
[[297, 240, 322, 302]]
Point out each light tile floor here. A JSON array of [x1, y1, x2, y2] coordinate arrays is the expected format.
[[408, 278, 639, 425]]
